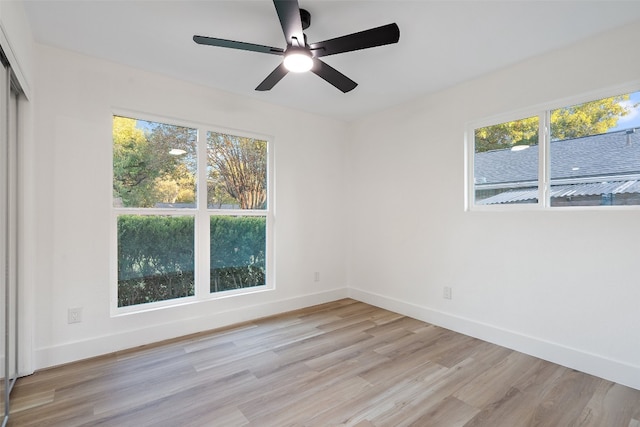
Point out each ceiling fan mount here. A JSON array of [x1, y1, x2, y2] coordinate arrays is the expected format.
[[193, 1, 400, 93]]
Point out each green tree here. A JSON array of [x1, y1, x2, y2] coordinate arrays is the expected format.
[[208, 133, 267, 209], [113, 117, 196, 207], [475, 94, 637, 152], [153, 164, 196, 204], [113, 117, 158, 207], [550, 96, 631, 140], [475, 116, 538, 153], [114, 119, 266, 209]]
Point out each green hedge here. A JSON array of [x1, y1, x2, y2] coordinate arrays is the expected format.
[[210, 216, 266, 292], [117, 215, 195, 307], [117, 215, 266, 307]]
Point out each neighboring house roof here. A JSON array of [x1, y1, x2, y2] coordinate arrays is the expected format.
[[475, 128, 640, 205], [474, 128, 640, 187], [476, 180, 640, 205]]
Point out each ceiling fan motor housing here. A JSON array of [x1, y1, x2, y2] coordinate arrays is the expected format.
[[300, 9, 311, 30]]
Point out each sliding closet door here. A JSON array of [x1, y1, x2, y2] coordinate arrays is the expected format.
[[0, 57, 7, 424], [1, 53, 19, 426]]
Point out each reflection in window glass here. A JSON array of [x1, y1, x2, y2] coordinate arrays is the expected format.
[[207, 132, 267, 210], [474, 116, 539, 205], [117, 215, 195, 307], [549, 91, 640, 206], [210, 216, 266, 293], [113, 116, 197, 208]]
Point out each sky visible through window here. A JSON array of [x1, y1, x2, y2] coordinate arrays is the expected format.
[[136, 119, 158, 133], [609, 91, 640, 132]]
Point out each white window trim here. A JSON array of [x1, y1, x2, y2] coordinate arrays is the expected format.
[[110, 109, 275, 316], [466, 81, 640, 212]]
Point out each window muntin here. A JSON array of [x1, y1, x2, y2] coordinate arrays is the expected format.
[[113, 114, 272, 312], [474, 116, 539, 205], [470, 89, 640, 208]]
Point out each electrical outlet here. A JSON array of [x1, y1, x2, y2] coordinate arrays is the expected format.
[[314, 272, 320, 282], [68, 307, 82, 324], [443, 287, 452, 300]]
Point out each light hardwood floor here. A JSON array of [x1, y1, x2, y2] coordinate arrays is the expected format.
[[7, 299, 640, 426]]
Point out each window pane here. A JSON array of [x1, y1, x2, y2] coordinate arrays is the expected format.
[[210, 216, 266, 293], [207, 132, 267, 210], [550, 91, 640, 207], [117, 215, 195, 307], [113, 116, 197, 208], [474, 116, 539, 205]]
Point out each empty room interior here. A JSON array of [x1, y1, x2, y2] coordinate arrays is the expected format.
[[2, 0, 640, 425]]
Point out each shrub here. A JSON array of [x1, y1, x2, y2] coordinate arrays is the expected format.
[[117, 215, 267, 306], [117, 215, 195, 307], [210, 216, 266, 292]]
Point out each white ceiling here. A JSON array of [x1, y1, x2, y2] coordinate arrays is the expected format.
[[22, 0, 640, 122]]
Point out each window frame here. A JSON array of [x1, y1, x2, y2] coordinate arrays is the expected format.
[[466, 82, 640, 211], [110, 110, 274, 316]]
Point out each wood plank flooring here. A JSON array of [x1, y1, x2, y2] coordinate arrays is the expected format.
[[7, 299, 640, 426]]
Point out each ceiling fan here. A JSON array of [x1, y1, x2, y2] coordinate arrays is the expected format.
[[193, 0, 400, 93]]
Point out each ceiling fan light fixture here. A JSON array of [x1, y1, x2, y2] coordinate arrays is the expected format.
[[283, 48, 313, 73], [193, 1, 400, 91]]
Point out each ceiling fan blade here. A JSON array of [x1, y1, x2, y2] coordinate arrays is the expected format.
[[273, 0, 304, 46], [311, 59, 357, 93], [255, 62, 289, 91], [193, 35, 284, 55], [309, 23, 400, 58]]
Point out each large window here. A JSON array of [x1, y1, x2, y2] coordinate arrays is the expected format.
[[469, 89, 640, 208], [112, 114, 271, 312]]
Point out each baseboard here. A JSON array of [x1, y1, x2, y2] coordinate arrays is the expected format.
[[33, 286, 640, 391], [348, 287, 640, 391], [34, 287, 349, 370]]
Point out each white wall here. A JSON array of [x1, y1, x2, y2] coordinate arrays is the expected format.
[[31, 45, 349, 369], [347, 21, 640, 390]]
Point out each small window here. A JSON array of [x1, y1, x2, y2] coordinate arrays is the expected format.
[[469, 88, 640, 208]]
